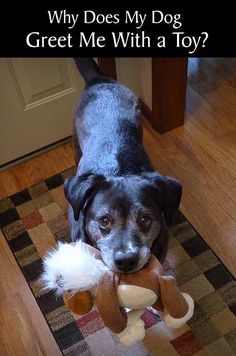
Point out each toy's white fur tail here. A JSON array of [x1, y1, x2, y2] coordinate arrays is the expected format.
[[41, 242, 108, 296]]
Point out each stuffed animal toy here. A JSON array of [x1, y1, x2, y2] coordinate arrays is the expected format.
[[42, 242, 194, 347]]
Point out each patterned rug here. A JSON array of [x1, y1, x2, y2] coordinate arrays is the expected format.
[[0, 167, 236, 356]]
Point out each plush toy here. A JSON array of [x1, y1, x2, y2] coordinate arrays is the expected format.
[[42, 242, 194, 347]]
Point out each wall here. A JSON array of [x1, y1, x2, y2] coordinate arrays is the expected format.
[[115, 58, 152, 109]]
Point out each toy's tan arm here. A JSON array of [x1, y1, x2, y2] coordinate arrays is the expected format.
[[159, 276, 188, 317], [159, 275, 194, 328], [96, 271, 127, 333]]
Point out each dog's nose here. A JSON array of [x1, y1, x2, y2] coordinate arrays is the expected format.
[[114, 251, 139, 271]]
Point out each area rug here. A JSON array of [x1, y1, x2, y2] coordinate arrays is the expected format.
[[0, 167, 236, 356]]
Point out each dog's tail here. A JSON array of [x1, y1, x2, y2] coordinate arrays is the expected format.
[[74, 58, 103, 83]]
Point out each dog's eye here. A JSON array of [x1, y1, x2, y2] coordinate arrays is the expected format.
[[138, 216, 152, 230], [99, 216, 112, 228]]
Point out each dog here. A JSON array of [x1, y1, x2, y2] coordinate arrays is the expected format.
[[64, 58, 182, 273]]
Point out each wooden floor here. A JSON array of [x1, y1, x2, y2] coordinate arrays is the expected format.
[[143, 58, 236, 278], [0, 58, 236, 354]]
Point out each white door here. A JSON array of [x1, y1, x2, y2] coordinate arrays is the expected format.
[[0, 58, 84, 166]]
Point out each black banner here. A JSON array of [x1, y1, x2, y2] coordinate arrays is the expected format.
[[1, 4, 235, 57]]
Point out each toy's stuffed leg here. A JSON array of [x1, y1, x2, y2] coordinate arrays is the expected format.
[[117, 309, 145, 347]]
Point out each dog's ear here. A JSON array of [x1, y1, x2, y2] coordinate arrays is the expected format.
[[146, 173, 182, 226], [158, 175, 182, 226], [64, 173, 107, 221]]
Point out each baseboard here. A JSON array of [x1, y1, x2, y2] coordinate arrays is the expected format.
[[140, 99, 154, 123]]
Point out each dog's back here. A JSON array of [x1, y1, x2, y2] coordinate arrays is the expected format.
[[74, 58, 153, 176]]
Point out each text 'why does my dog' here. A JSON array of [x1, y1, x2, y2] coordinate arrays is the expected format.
[[48, 10, 182, 30]]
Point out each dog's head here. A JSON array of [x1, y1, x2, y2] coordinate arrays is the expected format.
[[64, 173, 181, 272]]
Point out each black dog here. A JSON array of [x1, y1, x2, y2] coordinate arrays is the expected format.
[[64, 58, 182, 273]]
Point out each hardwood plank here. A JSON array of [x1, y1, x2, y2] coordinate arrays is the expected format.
[[0, 142, 75, 197], [0, 170, 20, 198], [142, 58, 236, 276], [143, 122, 236, 276], [189, 58, 236, 94], [0, 231, 62, 356]]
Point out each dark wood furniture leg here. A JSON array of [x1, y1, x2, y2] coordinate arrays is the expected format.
[[151, 58, 188, 133]]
